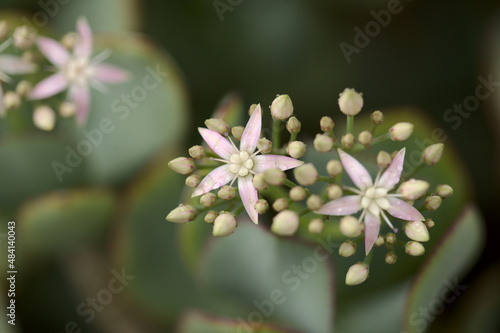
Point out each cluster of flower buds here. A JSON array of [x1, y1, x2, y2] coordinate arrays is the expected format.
[[166, 89, 453, 286], [0, 18, 129, 129]]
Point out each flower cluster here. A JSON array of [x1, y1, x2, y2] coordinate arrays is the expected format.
[[0, 17, 128, 129], [167, 89, 453, 285]]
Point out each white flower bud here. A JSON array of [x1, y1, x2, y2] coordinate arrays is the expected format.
[[423, 143, 444, 165], [264, 168, 286, 186], [185, 174, 201, 188], [385, 232, 397, 245], [252, 173, 267, 191], [166, 204, 197, 223], [389, 122, 414, 141], [3, 91, 21, 110], [271, 94, 293, 120], [218, 186, 236, 200], [204, 210, 218, 224], [398, 179, 430, 200], [320, 116, 335, 132], [61, 32, 78, 49], [205, 118, 230, 135], [370, 110, 384, 124], [358, 130, 373, 146], [375, 235, 385, 247], [436, 184, 453, 199], [385, 252, 397, 264], [16, 80, 32, 97], [327, 184, 342, 200], [59, 101, 76, 118], [272, 198, 289, 212], [13, 25, 36, 49], [0, 20, 9, 40], [231, 126, 244, 141], [339, 216, 362, 238], [345, 262, 369, 286], [424, 218, 435, 228], [189, 145, 205, 160], [271, 210, 299, 236], [306, 195, 323, 211], [293, 163, 318, 186], [341, 133, 355, 149], [377, 151, 392, 168], [405, 241, 425, 256], [314, 134, 334, 153], [404, 220, 429, 242], [338, 88, 363, 116], [248, 104, 258, 116], [200, 193, 217, 207], [286, 116, 301, 134], [287, 141, 306, 159], [308, 219, 324, 234], [339, 240, 357, 257], [168, 157, 195, 175], [255, 199, 269, 214], [213, 213, 237, 237], [326, 159, 343, 177], [33, 105, 56, 131], [257, 137, 272, 154], [425, 195, 442, 211], [289, 186, 307, 201]]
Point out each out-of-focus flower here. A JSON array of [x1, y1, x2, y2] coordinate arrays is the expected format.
[[29, 17, 129, 126]]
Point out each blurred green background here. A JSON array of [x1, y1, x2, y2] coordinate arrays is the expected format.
[[0, 0, 498, 332]]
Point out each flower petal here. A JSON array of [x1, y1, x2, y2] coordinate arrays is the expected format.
[[316, 195, 362, 216], [74, 17, 93, 58], [37, 37, 70, 66], [240, 103, 262, 153], [73, 85, 91, 126], [29, 73, 68, 100], [0, 56, 35, 75], [338, 148, 373, 191], [364, 212, 381, 255], [253, 155, 303, 173], [238, 175, 259, 224], [198, 127, 236, 160], [378, 148, 405, 190], [386, 197, 424, 221], [192, 165, 233, 197], [93, 63, 130, 84]]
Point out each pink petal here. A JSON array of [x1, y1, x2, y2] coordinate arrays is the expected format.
[[93, 63, 130, 84], [37, 37, 70, 66], [378, 148, 405, 190], [338, 148, 373, 191], [386, 197, 424, 221], [240, 103, 262, 153], [74, 17, 93, 58], [73, 85, 91, 126], [192, 165, 233, 197], [29, 73, 68, 100], [364, 212, 381, 255], [253, 155, 303, 173], [316, 195, 362, 216], [0, 56, 35, 75], [238, 175, 259, 224], [198, 128, 237, 160]]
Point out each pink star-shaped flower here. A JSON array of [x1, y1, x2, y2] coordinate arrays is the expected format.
[[192, 104, 303, 224], [317, 148, 424, 254], [29, 17, 129, 125], [0, 40, 36, 116]]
